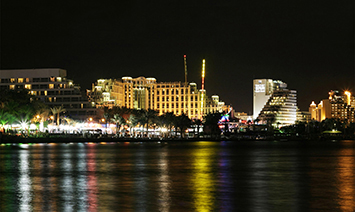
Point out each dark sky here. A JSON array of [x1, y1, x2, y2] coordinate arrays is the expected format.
[[1, 1, 354, 113]]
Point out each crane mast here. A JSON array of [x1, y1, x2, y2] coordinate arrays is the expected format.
[[201, 59, 205, 90], [200, 59, 206, 120], [184, 55, 187, 86]]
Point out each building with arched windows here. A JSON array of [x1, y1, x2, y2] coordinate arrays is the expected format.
[[89, 76, 228, 120]]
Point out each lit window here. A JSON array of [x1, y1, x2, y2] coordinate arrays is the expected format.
[[9, 85, 15, 89], [25, 84, 31, 89], [10, 78, 16, 83], [18, 78, 24, 83], [49, 84, 54, 89]]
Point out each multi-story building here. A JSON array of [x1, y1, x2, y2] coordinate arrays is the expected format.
[[87, 79, 116, 108], [257, 89, 298, 127], [296, 110, 311, 123], [253, 79, 287, 120], [89, 76, 227, 120], [0, 68, 97, 120], [234, 112, 253, 123], [309, 90, 355, 123]]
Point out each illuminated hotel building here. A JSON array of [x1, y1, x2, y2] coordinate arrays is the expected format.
[[257, 89, 298, 126], [89, 76, 226, 120], [309, 90, 355, 123], [0, 68, 97, 120], [253, 79, 288, 120], [87, 79, 116, 108]]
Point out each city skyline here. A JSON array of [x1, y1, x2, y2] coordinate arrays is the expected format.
[[1, 1, 354, 113]]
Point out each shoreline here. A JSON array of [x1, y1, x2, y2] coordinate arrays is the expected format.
[[1, 134, 354, 144]]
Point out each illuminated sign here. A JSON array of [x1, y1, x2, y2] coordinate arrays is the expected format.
[[255, 84, 265, 93]]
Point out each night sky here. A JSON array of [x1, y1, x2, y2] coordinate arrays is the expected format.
[[1, 1, 354, 113]]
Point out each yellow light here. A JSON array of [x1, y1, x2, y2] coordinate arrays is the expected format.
[[345, 91, 351, 105], [101, 118, 105, 122], [202, 59, 205, 78], [89, 117, 93, 122]]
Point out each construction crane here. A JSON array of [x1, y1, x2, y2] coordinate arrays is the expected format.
[[200, 59, 206, 120], [201, 59, 205, 90], [184, 55, 188, 86]]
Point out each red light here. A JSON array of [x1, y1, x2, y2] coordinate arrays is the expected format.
[[184, 55, 186, 58]]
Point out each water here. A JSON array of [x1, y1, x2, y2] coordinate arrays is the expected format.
[[1, 140, 354, 212]]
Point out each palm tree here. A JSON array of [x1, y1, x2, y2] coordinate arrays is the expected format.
[[50, 106, 66, 125], [4, 101, 20, 120], [111, 114, 126, 135], [192, 119, 203, 138], [161, 112, 176, 137], [18, 104, 36, 121], [0, 111, 9, 132], [127, 114, 138, 137], [175, 114, 191, 138], [204, 112, 222, 138], [136, 109, 158, 137]]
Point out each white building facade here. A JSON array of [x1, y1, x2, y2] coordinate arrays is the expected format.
[[0, 68, 97, 120]]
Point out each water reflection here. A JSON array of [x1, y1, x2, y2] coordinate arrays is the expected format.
[[61, 146, 74, 212], [307, 142, 355, 211], [0, 141, 354, 211], [87, 144, 98, 212], [18, 150, 32, 212], [337, 147, 355, 211], [217, 142, 233, 211], [75, 143, 88, 211], [192, 142, 217, 211], [158, 149, 171, 211], [134, 149, 148, 210], [250, 147, 301, 211], [0, 149, 17, 211]]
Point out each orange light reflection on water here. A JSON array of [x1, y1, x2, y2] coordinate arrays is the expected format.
[[337, 147, 355, 211]]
